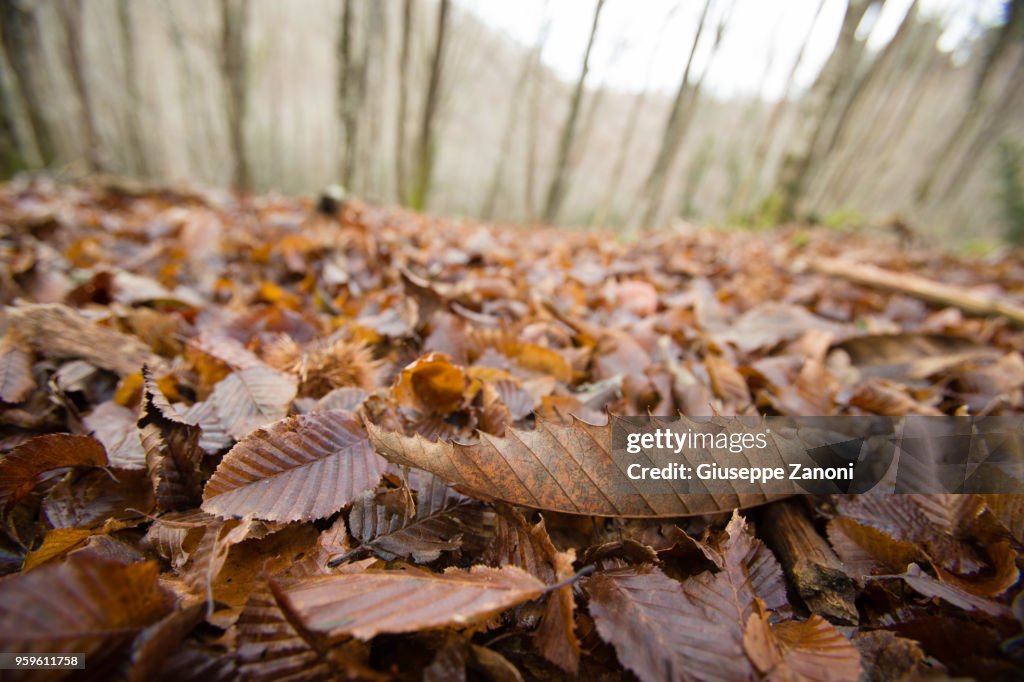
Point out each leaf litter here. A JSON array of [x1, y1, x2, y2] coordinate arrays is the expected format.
[[1, 179, 1023, 679]]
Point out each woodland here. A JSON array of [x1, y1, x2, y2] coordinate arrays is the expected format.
[[1, 1, 1024, 681]]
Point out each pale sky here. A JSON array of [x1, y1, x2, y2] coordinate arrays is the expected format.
[[459, 0, 1006, 100]]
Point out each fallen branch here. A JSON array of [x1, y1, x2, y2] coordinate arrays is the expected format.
[[760, 501, 859, 625], [804, 257, 1024, 327]]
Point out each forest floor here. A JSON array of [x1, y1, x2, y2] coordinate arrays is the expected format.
[[1, 178, 1023, 681]]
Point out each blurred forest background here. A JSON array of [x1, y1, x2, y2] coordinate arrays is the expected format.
[[0, 0, 1022, 244]]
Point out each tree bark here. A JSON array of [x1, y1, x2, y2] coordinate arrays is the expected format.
[[337, 0, 361, 188], [60, 0, 104, 172], [0, 0, 57, 167], [915, 0, 1022, 203], [0, 49, 27, 177], [636, 0, 727, 229], [220, 0, 251, 191], [735, 0, 828, 215], [774, 0, 874, 222], [395, 0, 414, 204], [541, 0, 605, 225], [408, 0, 450, 211], [480, 21, 549, 221], [116, 0, 147, 176]]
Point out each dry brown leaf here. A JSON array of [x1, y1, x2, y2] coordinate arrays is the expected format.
[[486, 507, 579, 673], [587, 513, 789, 682], [744, 608, 863, 682], [202, 410, 388, 522], [366, 419, 784, 517], [0, 433, 107, 511], [901, 563, 1012, 618], [0, 333, 35, 403], [274, 565, 546, 640], [139, 368, 203, 512], [347, 471, 488, 563], [207, 365, 298, 439], [7, 302, 162, 376], [0, 555, 174, 663]]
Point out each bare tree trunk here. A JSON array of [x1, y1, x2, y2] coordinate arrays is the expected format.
[[395, 0, 414, 204], [636, 0, 725, 229], [915, 0, 1022, 203], [220, 0, 250, 191], [0, 51, 27, 177], [480, 23, 548, 221], [408, 0, 450, 211], [59, 0, 103, 172], [592, 2, 683, 228], [523, 45, 545, 223], [735, 0, 827, 214], [356, 0, 380, 197], [0, 0, 57, 167], [337, 0, 361, 188], [116, 0, 147, 176], [541, 0, 605, 225], [774, 0, 874, 222], [810, 0, 915, 209]]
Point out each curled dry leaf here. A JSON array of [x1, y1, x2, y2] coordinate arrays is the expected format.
[[0, 555, 174, 662], [366, 419, 783, 517], [273, 565, 546, 640], [202, 410, 389, 522], [587, 513, 792, 682], [0, 433, 107, 511], [6, 303, 162, 377], [0, 333, 35, 403], [347, 471, 488, 563], [486, 507, 580, 673], [139, 368, 203, 512]]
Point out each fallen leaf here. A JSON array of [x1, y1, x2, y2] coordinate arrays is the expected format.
[[203, 410, 388, 522], [274, 565, 546, 640]]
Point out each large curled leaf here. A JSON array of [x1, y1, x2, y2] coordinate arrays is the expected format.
[[367, 419, 783, 517], [139, 368, 203, 512], [0, 555, 174, 659], [274, 565, 546, 640], [587, 513, 789, 682], [348, 470, 489, 563], [0, 433, 107, 511], [7, 303, 161, 377], [203, 410, 389, 522]]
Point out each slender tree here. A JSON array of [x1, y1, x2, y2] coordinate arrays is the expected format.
[[480, 13, 551, 220], [116, 0, 147, 176], [735, 0, 827, 214], [915, 0, 1023, 203], [0, 51, 27, 177], [337, 0, 361, 188], [541, 0, 606, 225], [408, 0, 450, 211], [774, 0, 875, 222], [0, 0, 57, 167], [59, 0, 103, 172], [220, 0, 251, 191], [635, 0, 722, 229], [395, 0, 414, 203], [594, 0, 683, 228]]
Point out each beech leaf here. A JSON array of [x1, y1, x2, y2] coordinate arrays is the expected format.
[[274, 565, 546, 640], [366, 419, 785, 517], [202, 410, 389, 522]]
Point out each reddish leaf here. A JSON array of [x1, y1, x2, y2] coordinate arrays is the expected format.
[[0, 433, 107, 511], [274, 566, 546, 640], [203, 410, 388, 522]]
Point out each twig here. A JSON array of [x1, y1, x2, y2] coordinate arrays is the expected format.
[[761, 501, 859, 625], [803, 257, 1024, 327]]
